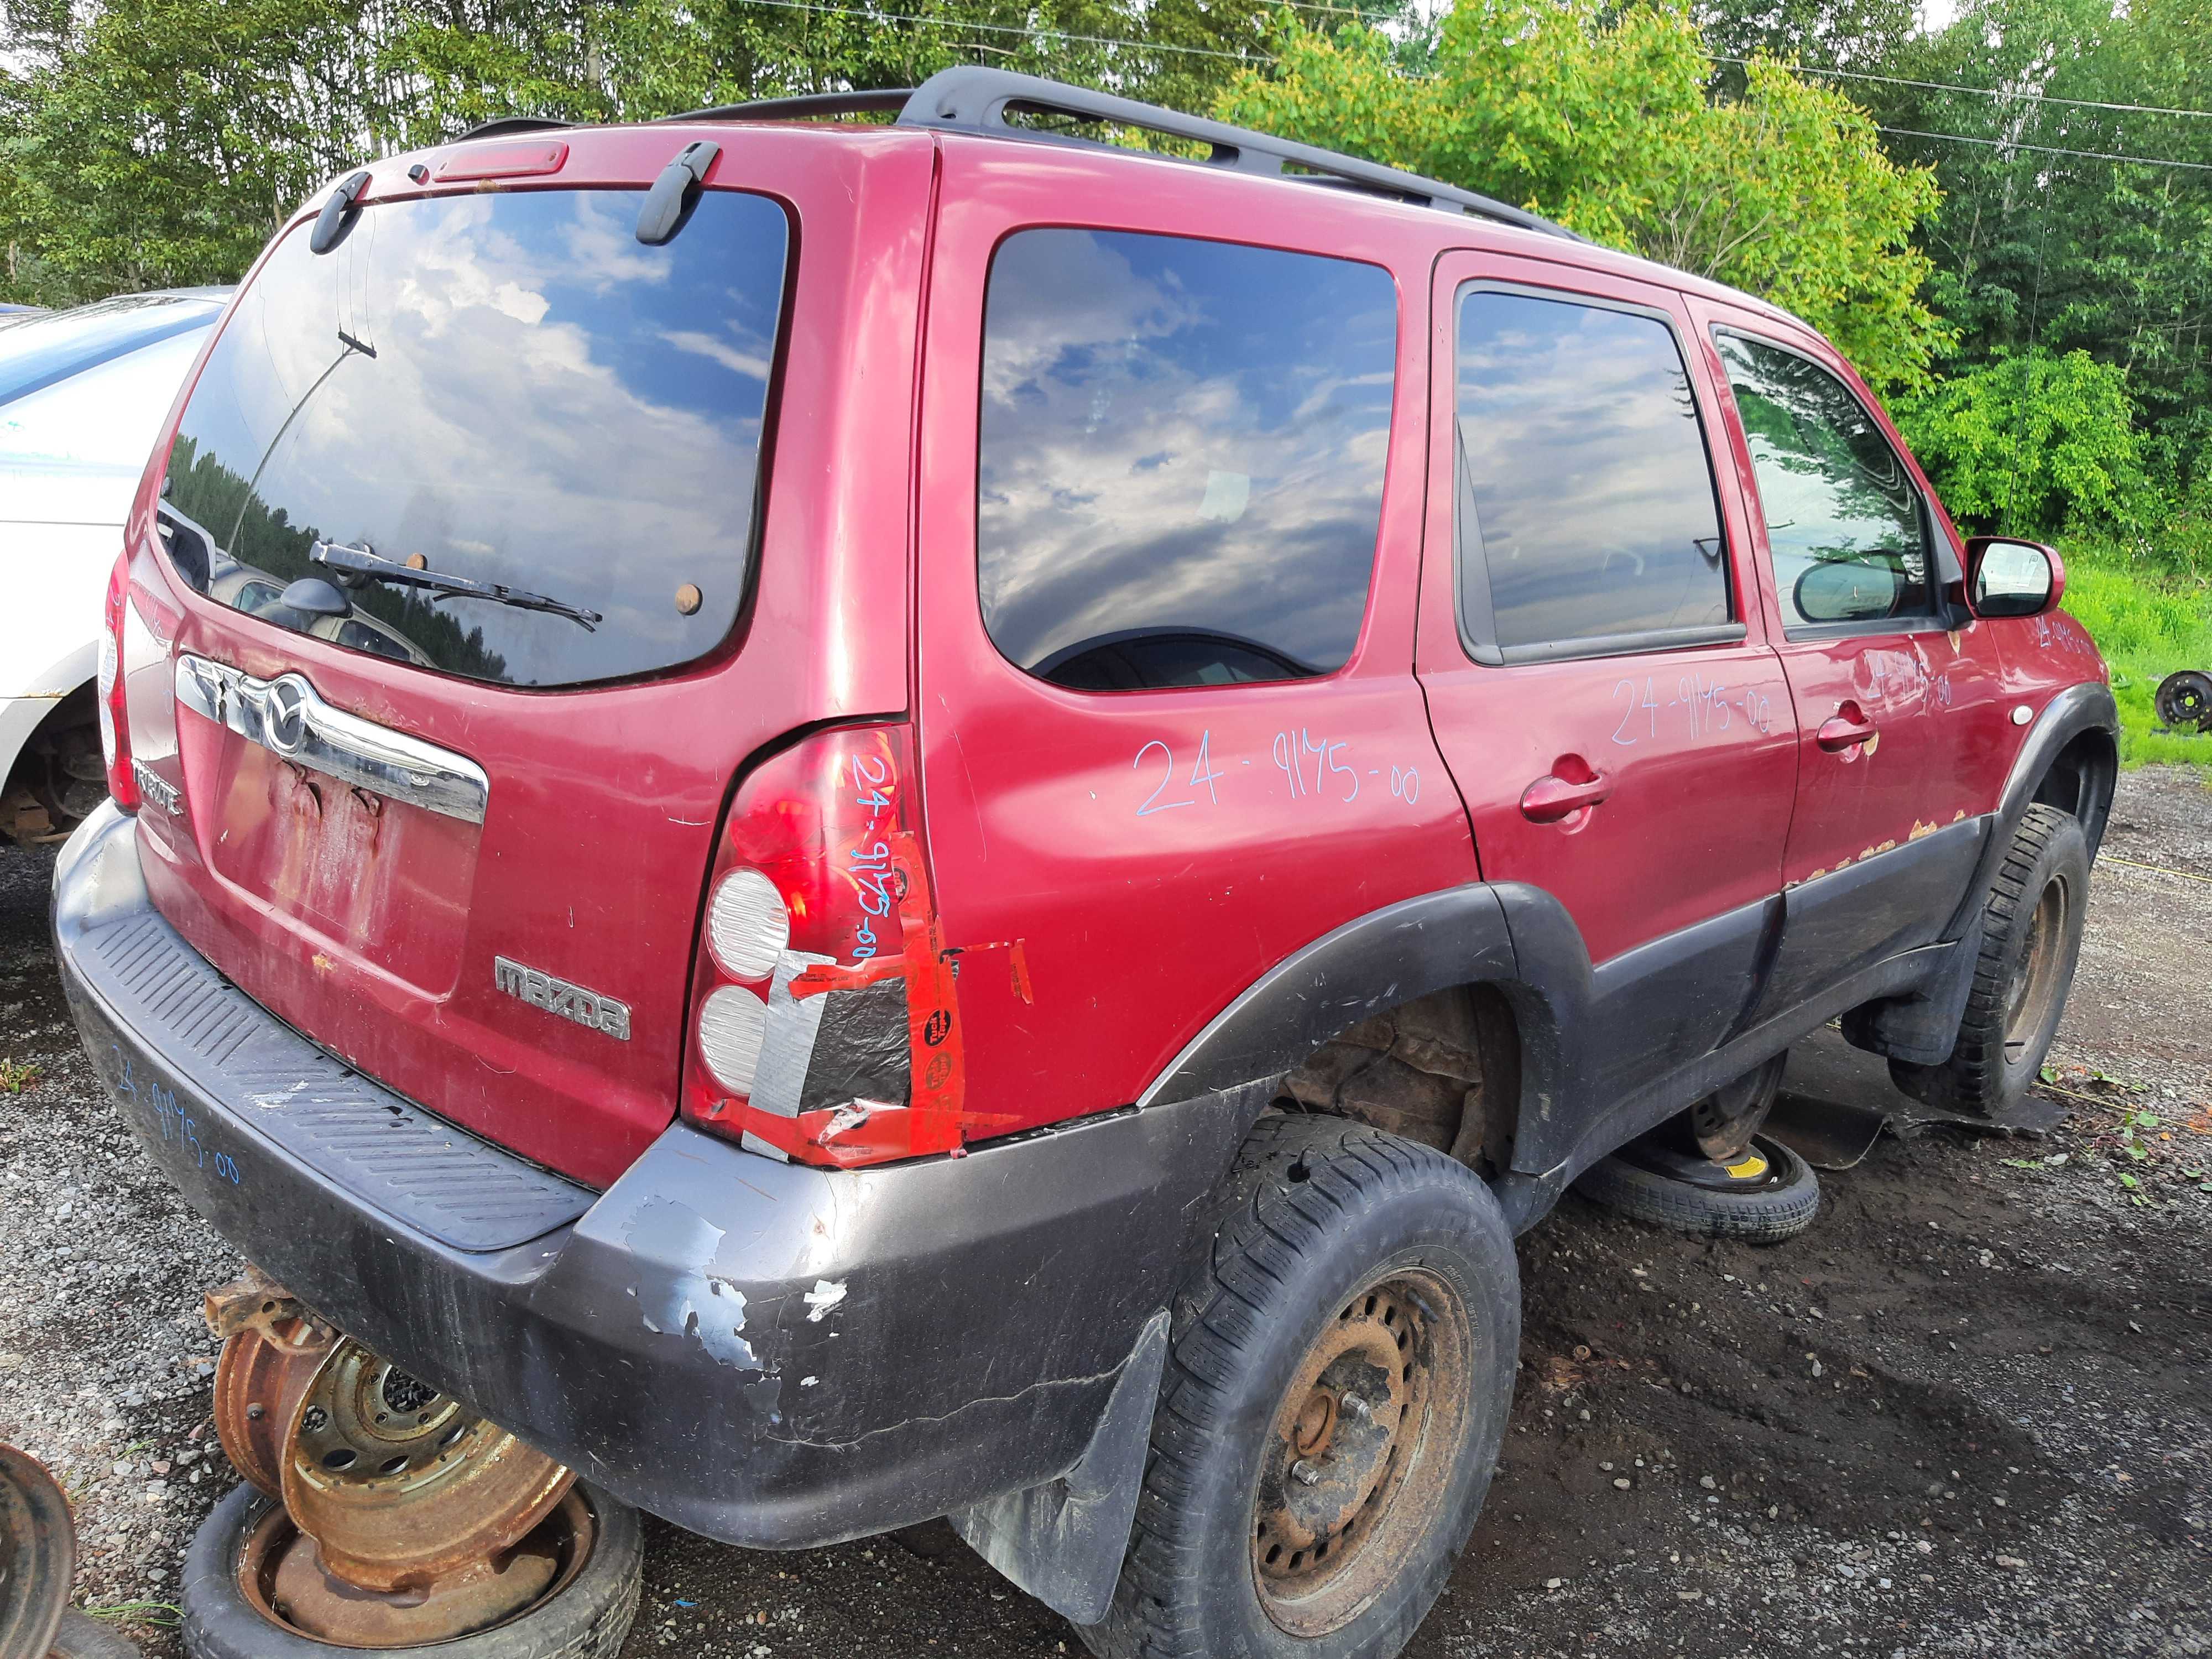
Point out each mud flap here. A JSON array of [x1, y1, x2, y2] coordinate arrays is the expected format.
[[947, 1309, 1170, 1625], [1839, 915, 1983, 1065]]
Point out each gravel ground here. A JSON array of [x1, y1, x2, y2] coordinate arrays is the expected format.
[[0, 768, 2205, 1659]]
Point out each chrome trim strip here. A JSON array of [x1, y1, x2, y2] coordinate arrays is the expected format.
[[174, 654, 489, 825]]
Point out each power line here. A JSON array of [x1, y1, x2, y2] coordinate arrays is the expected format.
[[1709, 52, 2212, 122], [728, 0, 2212, 172], [1877, 123, 2212, 172]]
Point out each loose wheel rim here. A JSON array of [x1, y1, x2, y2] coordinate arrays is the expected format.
[[279, 1337, 575, 1593], [1250, 1268, 1470, 1637], [238, 1484, 600, 1648], [0, 1444, 75, 1659], [214, 1316, 335, 1500], [2154, 671, 2212, 729], [2002, 873, 2070, 1060]]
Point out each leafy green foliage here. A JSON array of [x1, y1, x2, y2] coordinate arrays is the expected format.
[[1217, 0, 1950, 389], [1856, 0, 2212, 578], [1894, 349, 2147, 535], [0, 0, 1283, 302], [2059, 546, 2212, 765]]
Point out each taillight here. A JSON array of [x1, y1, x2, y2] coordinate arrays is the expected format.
[[98, 551, 139, 814], [681, 724, 989, 1169]]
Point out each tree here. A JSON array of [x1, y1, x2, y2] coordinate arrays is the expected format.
[[1216, 0, 1951, 389], [1892, 348, 2147, 534], [1860, 0, 2212, 526], [0, 0, 1286, 304]]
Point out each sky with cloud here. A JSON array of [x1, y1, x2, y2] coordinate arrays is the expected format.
[[169, 188, 787, 687]]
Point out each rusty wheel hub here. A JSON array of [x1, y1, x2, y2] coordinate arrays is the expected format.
[[1251, 1270, 1469, 1637], [208, 1270, 581, 1646]]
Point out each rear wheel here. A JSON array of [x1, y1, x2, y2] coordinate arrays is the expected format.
[[1081, 1114, 1517, 1659], [1890, 804, 2088, 1116]]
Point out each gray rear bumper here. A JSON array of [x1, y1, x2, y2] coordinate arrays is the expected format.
[[51, 801, 1253, 1550]]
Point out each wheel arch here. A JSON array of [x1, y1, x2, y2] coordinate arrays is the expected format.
[[1136, 881, 1598, 1217], [1962, 680, 2119, 934], [2, 672, 101, 842], [1848, 680, 2117, 1067]]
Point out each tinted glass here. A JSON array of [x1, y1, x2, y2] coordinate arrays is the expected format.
[[0, 293, 221, 406], [978, 228, 1396, 690], [162, 190, 789, 687], [1456, 291, 1728, 651], [1714, 332, 1931, 628]]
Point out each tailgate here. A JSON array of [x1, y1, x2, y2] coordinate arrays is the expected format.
[[115, 126, 932, 1186]]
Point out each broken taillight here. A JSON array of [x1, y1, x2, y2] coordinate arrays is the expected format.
[[680, 724, 971, 1169], [98, 551, 139, 814]]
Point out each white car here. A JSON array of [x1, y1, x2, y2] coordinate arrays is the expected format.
[[0, 288, 229, 842]]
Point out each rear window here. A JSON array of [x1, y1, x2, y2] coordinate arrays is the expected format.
[[161, 189, 790, 688], [977, 228, 1396, 691]]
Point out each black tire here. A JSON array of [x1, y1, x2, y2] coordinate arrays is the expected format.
[[180, 1482, 641, 1659], [2153, 669, 2212, 732], [50, 1610, 144, 1658], [1888, 803, 2089, 1117], [1573, 1133, 1819, 1244], [1081, 1114, 1519, 1659]]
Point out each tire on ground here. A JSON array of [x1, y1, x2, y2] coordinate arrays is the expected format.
[[180, 1481, 642, 1659], [1572, 1133, 1819, 1244], [1890, 802, 2090, 1116], [1081, 1112, 1519, 1659], [49, 1609, 144, 1659]]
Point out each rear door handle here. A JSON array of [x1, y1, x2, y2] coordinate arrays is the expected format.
[[1520, 767, 1611, 824], [1817, 707, 1877, 752]]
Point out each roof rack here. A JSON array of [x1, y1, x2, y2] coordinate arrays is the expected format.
[[658, 87, 912, 124], [896, 67, 1580, 241], [481, 68, 1581, 242]]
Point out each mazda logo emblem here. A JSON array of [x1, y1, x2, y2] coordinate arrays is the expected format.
[[264, 676, 311, 757]]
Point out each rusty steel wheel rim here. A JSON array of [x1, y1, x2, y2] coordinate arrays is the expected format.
[[2004, 875, 2070, 1060], [214, 1316, 336, 1499], [279, 1337, 575, 1594], [0, 1444, 75, 1659], [238, 1485, 599, 1648], [1250, 1267, 1470, 1637]]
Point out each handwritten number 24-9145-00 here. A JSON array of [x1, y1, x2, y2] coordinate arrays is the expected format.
[[111, 1043, 242, 1185]]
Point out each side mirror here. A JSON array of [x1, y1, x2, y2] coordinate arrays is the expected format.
[[1965, 536, 2064, 619], [1793, 557, 1905, 624]]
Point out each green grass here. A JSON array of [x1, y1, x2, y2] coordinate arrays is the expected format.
[[2057, 545, 2212, 768]]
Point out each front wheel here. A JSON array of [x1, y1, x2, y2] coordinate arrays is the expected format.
[[1890, 803, 2089, 1115], [1082, 1115, 1518, 1659]]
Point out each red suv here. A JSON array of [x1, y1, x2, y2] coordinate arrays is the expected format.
[[55, 69, 2114, 1659]]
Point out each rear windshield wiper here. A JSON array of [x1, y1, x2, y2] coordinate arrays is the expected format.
[[311, 539, 603, 631]]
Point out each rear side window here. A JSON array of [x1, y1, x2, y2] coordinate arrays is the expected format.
[[1713, 331, 1932, 629], [1455, 290, 1730, 659], [161, 189, 790, 688], [977, 228, 1396, 691]]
